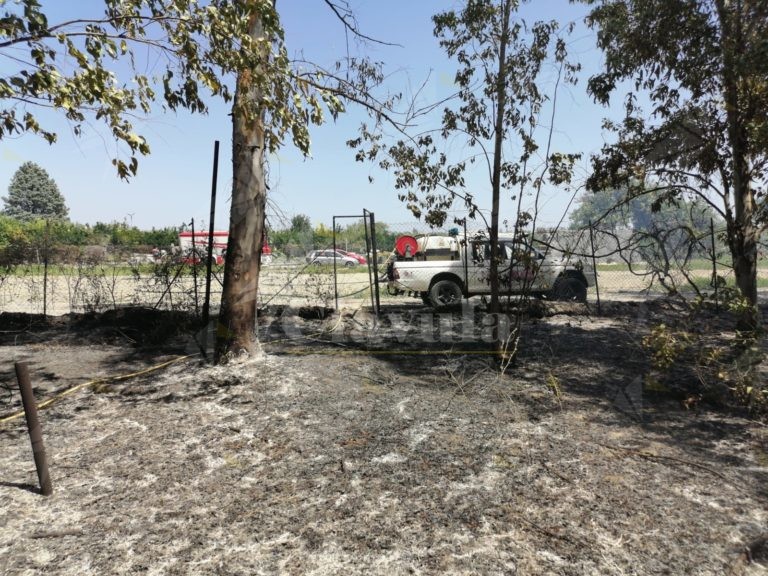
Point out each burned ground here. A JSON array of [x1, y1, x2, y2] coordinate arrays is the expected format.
[[1, 299, 767, 575]]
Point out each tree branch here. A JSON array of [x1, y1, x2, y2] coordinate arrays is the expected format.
[[321, 0, 401, 47]]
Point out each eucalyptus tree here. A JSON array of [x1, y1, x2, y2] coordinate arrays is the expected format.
[[1, 0, 389, 360], [215, 1, 393, 361], [349, 0, 580, 316], [580, 0, 768, 330], [2, 0, 269, 178]]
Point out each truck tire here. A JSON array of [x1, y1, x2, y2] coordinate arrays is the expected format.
[[552, 276, 587, 302], [428, 279, 463, 310]]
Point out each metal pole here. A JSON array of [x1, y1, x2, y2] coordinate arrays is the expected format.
[[15, 362, 53, 496], [43, 219, 49, 317], [362, 210, 375, 317], [463, 219, 469, 304], [332, 216, 339, 310], [202, 140, 219, 329], [710, 217, 719, 313], [191, 218, 199, 316], [588, 220, 601, 314], [369, 211, 381, 317]]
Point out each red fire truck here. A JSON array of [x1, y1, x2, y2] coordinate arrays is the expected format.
[[178, 231, 273, 265]]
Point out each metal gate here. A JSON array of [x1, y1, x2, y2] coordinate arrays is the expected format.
[[332, 210, 380, 316]]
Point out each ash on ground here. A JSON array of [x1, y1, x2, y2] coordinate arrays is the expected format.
[[1, 300, 767, 575]]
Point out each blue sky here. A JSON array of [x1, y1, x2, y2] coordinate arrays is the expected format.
[[0, 0, 616, 232]]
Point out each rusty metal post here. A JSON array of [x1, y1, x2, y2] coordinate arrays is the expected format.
[[15, 362, 53, 496]]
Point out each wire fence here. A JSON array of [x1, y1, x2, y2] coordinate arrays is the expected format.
[[0, 220, 766, 316], [541, 222, 768, 300], [374, 220, 768, 304], [0, 243, 379, 316]]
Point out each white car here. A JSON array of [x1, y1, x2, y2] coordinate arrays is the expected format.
[[306, 250, 359, 267]]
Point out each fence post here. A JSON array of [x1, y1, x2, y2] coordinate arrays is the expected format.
[[463, 219, 469, 304], [43, 219, 50, 317], [362, 211, 376, 320], [588, 220, 601, 314], [332, 216, 339, 310], [710, 217, 719, 313], [15, 362, 53, 496], [369, 211, 381, 317], [203, 140, 219, 331], [190, 218, 199, 316]]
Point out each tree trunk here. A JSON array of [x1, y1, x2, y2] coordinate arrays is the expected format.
[[215, 5, 269, 362], [717, 0, 760, 332], [731, 230, 760, 331]]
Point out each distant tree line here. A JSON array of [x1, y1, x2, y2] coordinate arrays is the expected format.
[[567, 188, 724, 265], [0, 216, 179, 264], [1, 161, 180, 263], [569, 187, 721, 235], [0, 210, 402, 265]]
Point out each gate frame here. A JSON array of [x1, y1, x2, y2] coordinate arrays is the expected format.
[[332, 211, 380, 317]]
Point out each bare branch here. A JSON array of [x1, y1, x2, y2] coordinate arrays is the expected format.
[[321, 0, 401, 47]]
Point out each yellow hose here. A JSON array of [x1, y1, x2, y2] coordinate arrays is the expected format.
[[0, 354, 195, 425]]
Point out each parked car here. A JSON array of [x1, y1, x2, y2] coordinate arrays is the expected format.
[[336, 249, 367, 265], [306, 250, 359, 267]]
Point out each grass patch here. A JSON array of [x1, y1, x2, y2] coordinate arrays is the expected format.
[[688, 275, 768, 290], [1, 264, 139, 277], [0, 261, 372, 278], [0, 263, 229, 277], [300, 264, 370, 275], [597, 258, 768, 272]]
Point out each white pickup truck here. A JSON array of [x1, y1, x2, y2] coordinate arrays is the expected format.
[[385, 233, 593, 310]]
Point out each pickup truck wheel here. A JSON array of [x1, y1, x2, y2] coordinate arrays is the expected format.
[[552, 277, 587, 302], [420, 292, 431, 305], [429, 279, 463, 310]]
